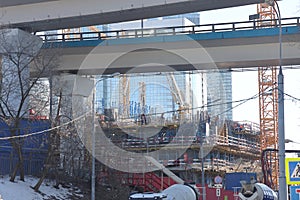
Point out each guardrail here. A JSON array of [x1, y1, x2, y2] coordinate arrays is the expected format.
[[122, 133, 260, 153], [37, 17, 300, 43], [216, 134, 260, 152], [232, 120, 260, 135]]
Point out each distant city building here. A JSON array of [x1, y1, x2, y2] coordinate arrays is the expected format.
[[95, 72, 198, 122], [163, 13, 200, 25], [206, 70, 233, 121], [93, 12, 232, 121]]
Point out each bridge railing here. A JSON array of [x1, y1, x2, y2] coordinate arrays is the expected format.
[[37, 17, 300, 42]]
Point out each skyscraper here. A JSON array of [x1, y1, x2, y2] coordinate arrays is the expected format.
[[206, 70, 232, 121], [95, 72, 195, 122], [163, 13, 200, 25], [94, 12, 233, 122]]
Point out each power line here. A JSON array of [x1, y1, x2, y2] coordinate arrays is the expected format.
[[217, 92, 260, 117], [121, 91, 262, 119], [0, 90, 291, 141], [284, 93, 300, 102], [0, 111, 91, 141]]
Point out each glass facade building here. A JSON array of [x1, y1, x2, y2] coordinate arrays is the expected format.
[[206, 70, 233, 120], [94, 12, 233, 121], [163, 13, 200, 25], [95, 72, 195, 122]]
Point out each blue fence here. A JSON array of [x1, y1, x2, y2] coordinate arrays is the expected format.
[[0, 151, 47, 176], [0, 119, 50, 175]]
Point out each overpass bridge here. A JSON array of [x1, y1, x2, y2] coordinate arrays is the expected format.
[[38, 17, 300, 75], [0, 0, 266, 32]]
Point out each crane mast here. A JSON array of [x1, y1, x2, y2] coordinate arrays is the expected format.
[[257, 3, 279, 190], [139, 82, 146, 114], [61, 26, 104, 39], [119, 74, 130, 119], [166, 73, 191, 122]]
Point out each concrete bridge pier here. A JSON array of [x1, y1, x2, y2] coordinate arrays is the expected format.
[[52, 74, 94, 119], [52, 74, 94, 174]]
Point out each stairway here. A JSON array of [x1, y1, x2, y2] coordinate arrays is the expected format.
[[127, 172, 177, 192]]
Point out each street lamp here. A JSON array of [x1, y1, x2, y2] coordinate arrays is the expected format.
[[274, 2, 287, 200], [265, 0, 287, 198], [198, 119, 206, 200], [91, 72, 120, 200], [200, 139, 206, 200]]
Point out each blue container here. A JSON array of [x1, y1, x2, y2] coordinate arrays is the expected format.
[[225, 172, 257, 191]]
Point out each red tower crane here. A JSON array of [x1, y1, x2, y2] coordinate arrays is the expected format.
[[257, 3, 279, 190]]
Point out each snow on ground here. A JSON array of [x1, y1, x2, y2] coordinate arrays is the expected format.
[[0, 176, 84, 200]]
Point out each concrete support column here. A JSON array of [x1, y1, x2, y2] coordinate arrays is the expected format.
[[0, 29, 42, 117], [52, 74, 93, 120], [52, 74, 94, 174], [52, 74, 76, 119]]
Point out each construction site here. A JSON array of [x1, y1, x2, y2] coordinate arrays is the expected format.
[[59, 2, 285, 200], [69, 3, 281, 200], [85, 68, 259, 199], [8, 5, 291, 200], [1, 0, 298, 199]]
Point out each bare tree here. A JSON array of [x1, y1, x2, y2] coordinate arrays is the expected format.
[[96, 165, 131, 200], [0, 28, 58, 182], [33, 75, 92, 191], [32, 90, 63, 191]]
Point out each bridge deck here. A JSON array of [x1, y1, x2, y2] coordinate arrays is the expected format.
[[0, 0, 265, 31], [35, 18, 300, 75]]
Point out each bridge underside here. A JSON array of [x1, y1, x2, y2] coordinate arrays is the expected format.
[[0, 0, 265, 32], [41, 30, 300, 76]]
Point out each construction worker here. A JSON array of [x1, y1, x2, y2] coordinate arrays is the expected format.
[[141, 114, 147, 125]]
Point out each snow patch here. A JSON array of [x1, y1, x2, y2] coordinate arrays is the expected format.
[[0, 176, 84, 200]]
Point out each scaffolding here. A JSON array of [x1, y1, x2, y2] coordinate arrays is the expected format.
[[75, 71, 262, 194]]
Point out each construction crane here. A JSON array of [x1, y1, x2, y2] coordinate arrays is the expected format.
[[119, 74, 130, 119], [61, 26, 105, 40], [166, 73, 191, 122], [257, 3, 279, 190], [139, 82, 146, 114], [61, 28, 81, 40]]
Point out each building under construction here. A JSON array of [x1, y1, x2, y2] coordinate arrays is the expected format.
[[50, 2, 283, 197], [92, 71, 261, 199]]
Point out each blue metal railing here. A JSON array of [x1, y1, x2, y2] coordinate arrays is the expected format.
[[37, 17, 300, 42]]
